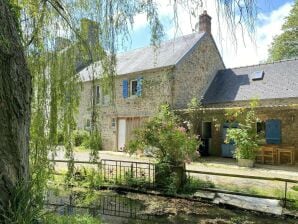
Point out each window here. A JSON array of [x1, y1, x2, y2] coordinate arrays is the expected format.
[[252, 71, 264, 80], [130, 80, 138, 96], [257, 121, 266, 134], [257, 120, 281, 144], [85, 119, 91, 130], [95, 85, 100, 104], [111, 118, 116, 128], [257, 121, 266, 142]]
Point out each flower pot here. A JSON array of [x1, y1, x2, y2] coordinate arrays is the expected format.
[[238, 158, 255, 168]]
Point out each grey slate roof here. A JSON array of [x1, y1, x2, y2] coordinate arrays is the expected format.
[[202, 59, 298, 104], [79, 32, 206, 81]]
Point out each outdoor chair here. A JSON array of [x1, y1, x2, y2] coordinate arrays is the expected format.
[[261, 146, 278, 165]]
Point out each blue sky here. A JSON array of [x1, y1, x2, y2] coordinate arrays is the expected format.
[[122, 0, 294, 68]]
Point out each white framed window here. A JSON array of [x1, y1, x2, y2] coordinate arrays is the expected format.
[[130, 79, 138, 96]]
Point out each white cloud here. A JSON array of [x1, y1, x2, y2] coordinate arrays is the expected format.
[[132, 13, 148, 30], [221, 1, 293, 68], [131, 0, 293, 68]]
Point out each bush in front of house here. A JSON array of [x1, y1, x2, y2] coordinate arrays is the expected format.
[[72, 130, 90, 147], [127, 104, 200, 192], [226, 99, 260, 164], [128, 104, 199, 166]]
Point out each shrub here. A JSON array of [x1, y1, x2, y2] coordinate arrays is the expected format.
[[226, 100, 260, 160], [72, 130, 90, 147], [128, 104, 200, 166], [155, 162, 179, 194], [57, 130, 64, 145]]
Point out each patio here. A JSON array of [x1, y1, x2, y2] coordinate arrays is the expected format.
[[188, 156, 298, 181]]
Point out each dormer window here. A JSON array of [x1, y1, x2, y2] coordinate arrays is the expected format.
[[252, 71, 264, 81]]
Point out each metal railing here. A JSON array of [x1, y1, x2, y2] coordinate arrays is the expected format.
[[50, 159, 298, 207], [51, 159, 155, 188], [185, 169, 298, 207], [101, 159, 155, 187]]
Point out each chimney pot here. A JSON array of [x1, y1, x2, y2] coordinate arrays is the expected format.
[[199, 10, 211, 34]]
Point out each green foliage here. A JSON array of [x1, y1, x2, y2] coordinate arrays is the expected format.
[[128, 104, 199, 166], [226, 100, 260, 160], [43, 214, 101, 224], [72, 130, 90, 147], [87, 130, 103, 161], [179, 177, 215, 195], [120, 170, 148, 189], [229, 216, 251, 224], [57, 130, 64, 145], [0, 181, 44, 224], [186, 97, 203, 135], [268, 0, 298, 61], [154, 162, 179, 194]]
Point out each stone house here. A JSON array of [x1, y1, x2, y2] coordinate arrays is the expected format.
[[77, 11, 224, 151], [76, 11, 298, 163], [199, 59, 298, 162]]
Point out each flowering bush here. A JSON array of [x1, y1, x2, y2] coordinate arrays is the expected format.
[[128, 104, 200, 166]]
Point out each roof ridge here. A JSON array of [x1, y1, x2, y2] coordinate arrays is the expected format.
[[117, 32, 200, 56], [222, 57, 298, 71]]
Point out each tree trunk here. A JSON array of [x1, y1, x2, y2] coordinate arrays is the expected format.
[[0, 0, 31, 210]]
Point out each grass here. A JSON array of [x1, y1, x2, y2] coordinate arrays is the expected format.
[[179, 177, 215, 194], [42, 214, 101, 224]]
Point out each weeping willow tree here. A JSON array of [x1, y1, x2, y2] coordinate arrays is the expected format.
[[0, 0, 258, 221]]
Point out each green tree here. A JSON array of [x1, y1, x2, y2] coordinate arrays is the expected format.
[[268, 0, 298, 61]]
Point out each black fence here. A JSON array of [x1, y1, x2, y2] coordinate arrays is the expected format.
[[101, 159, 155, 188], [185, 169, 298, 207], [50, 159, 298, 207]]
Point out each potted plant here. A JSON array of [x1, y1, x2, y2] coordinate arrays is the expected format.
[[128, 104, 200, 191], [226, 100, 260, 167]]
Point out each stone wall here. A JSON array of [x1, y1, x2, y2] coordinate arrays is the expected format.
[[76, 34, 226, 151], [172, 35, 225, 109], [193, 103, 298, 162], [77, 67, 173, 150]]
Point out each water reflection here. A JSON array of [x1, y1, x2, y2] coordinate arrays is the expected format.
[[45, 190, 297, 224], [46, 191, 156, 223]]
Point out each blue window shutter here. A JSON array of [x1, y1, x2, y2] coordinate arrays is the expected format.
[[136, 77, 143, 97], [265, 119, 281, 144], [122, 80, 128, 98]]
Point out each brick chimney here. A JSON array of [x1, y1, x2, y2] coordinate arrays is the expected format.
[[198, 10, 211, 34]]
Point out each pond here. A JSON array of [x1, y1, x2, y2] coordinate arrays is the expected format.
[[45, 189, 297, 224]]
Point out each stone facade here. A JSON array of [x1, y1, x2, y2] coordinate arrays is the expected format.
[[194, 99, 298, 162], [77, 33, 223, 151], [77, 67, 175, 150], [172, 36, 224, 109]]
